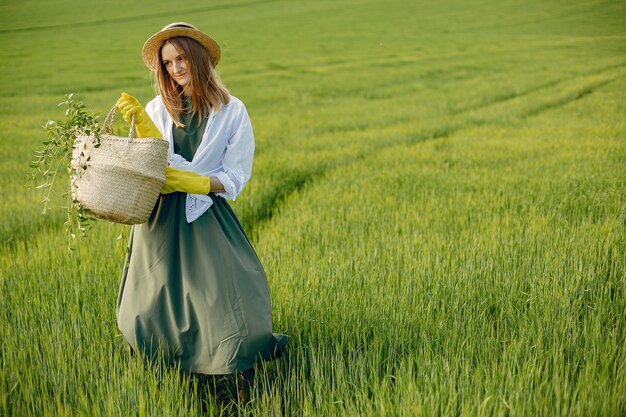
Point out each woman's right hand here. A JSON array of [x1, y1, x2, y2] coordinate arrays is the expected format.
[[115, 93, 162, 139]]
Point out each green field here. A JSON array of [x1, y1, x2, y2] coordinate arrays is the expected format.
[[1, 0, 625, 415]]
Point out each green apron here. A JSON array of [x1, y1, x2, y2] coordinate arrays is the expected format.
[[116, 105, 287, 374]]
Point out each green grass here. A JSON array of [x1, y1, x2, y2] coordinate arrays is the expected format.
[[1, 0, 625, 415]]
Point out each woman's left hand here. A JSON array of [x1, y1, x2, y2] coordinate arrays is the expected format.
[[161, 167, 212, 195]]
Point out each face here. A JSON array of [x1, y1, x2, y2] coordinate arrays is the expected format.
[[161, 42, 191, 91]]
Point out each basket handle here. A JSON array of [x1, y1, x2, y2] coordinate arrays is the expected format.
[[101, 106, 137, 139]]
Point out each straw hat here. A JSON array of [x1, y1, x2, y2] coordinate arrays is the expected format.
[[142, 22, 221, 71]]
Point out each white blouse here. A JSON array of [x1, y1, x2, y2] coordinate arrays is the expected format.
[[145, 95, 255, 223]]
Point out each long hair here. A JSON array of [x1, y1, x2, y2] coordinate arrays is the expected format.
[[156, 36, 230, 127]]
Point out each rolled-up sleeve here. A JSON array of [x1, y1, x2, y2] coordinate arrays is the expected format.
[[215, 103, 255, 201]]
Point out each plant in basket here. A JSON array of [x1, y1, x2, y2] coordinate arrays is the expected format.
[[29, 94, 101, 248], [30, 94, 169, 249]]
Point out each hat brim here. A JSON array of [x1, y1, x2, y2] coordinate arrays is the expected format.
[[142, 27, 221, 72]]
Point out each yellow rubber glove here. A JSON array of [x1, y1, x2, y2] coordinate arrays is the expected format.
[[161, 167, 212, 195], [115, 93, 162, 139]]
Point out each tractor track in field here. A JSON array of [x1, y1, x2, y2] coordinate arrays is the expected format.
[[519, 77, 619, 119], [0, 0, 280, 34], [243, 65, 626, 237], [450, 61, 626, 116]]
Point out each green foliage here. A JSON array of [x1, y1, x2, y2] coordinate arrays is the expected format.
[[0, 0, 625, 415], [28, 93, 100, 248]]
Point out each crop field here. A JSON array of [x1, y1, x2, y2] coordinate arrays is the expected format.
[[1, 0, 625, 415]]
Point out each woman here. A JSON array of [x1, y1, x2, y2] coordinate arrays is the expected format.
[[114, 22, 287, 399]]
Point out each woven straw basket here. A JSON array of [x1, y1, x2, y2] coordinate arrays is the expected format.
[[70, 107, 169, 225]]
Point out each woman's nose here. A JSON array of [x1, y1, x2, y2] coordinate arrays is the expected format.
[[173, 61, 183, 73]]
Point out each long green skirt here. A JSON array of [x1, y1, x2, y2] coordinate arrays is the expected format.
[[116, 192, 287, 374]]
